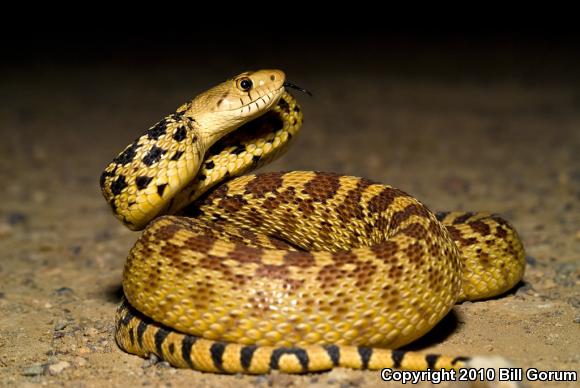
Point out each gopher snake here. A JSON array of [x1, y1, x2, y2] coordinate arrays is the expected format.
[[100, 70, 526, 374]]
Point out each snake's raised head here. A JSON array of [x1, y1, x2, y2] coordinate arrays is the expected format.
[[191, 69, 286, 146], [100, 69, 295, 231]]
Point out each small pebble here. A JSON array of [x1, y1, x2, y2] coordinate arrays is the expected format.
[[32, 191, 47, 204], [54, 321, 68, 331], [47, 361, 70, 375], [94, 230, 112, 241], [84, 328, 99, 337], [21, 364, 45, 376], [484, 344, 494, 352], [55, 287, 74, 296], [7, 212, 27, 225], [526, 256, 537, 266], [571, 297, 580, 309], [573, 316, 580, 324], [142, 354, 159, 368], [73, 357, 88, 367]]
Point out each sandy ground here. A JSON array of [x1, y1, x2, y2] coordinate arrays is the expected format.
[[0, 55, 578, 387]]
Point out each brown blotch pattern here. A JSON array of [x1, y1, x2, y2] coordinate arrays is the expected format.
[[469, 220, 491, 236], [370, 241, 400, 264], [445, 226, 478, 246], [316, 263, 349, 289], [478, 251, 491, 267], [405, 241, 425, 265], [389, 204, 431, 230], [495, 226, 508, 239], [301, 173, 341, 203], [244, 173, 284, 198], [284, 251, 316, 268], [228, 243, 263, 265], [152, 220, 183, 242], [183, 234, 217, 254], [367, 187, 410, 214], [452, 212, 475, 225], [400, 223, 429, 240], [353, 261, 378, 288], [218, 194, 248, 213], [254, 265, 304, 292], [336, 178, 374, 223]]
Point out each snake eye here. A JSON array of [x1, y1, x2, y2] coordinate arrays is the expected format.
[[238, 78, 253, 91]]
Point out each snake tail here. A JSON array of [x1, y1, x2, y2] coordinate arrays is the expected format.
[[116, 299, 514, 374]]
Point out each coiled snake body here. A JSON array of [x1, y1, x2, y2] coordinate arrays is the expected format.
[[100, 70, 525, 373]]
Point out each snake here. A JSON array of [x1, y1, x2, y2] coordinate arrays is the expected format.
[[100, 69, 526, 374]]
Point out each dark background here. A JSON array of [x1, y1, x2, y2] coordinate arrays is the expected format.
[[4, 25, 580, 81]]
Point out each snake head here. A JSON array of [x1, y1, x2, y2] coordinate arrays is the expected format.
[[192, 69, 286, 146]]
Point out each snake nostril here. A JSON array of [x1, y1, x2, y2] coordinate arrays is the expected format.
[[270, 75, 276, 81]]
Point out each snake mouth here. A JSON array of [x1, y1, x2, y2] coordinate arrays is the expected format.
[[227, 86, 285, 115]]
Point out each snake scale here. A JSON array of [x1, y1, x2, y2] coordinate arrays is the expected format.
[[100, 70, 526, 374]]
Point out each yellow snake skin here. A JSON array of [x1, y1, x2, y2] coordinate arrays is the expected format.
[[100, 70, 526, 374]]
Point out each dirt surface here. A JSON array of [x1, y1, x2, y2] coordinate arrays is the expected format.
[[1, 46, 579, 387]]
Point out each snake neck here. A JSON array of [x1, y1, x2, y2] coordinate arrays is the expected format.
[[188, 92, 283, 148], [100, 107, 208, 230]]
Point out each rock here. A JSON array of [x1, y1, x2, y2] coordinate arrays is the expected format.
[[21, 364, 45, 376], [32, 191, 47, 204], [47, 361, 70, 375], [526, 255, 537, 266], [84, 328, 99, 337], [6, 212, 27, 225], [69, 246, 82, 256], [55, 287, 74, 296], [142, 353, 159, 368], [53, 331, 65, 339], [516, 282, 535, 295], [94, 229, 112, 242], [569, 297, 580, 309], [73, 357, 88, 367], [54, 321, 68, 331]]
